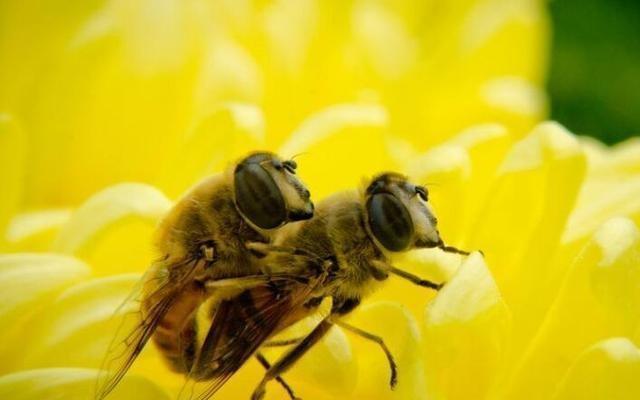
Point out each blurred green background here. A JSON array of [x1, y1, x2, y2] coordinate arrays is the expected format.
[[548, 0, 640, 144]]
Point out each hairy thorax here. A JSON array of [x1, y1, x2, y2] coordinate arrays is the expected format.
[[154, 175, 266, 280]]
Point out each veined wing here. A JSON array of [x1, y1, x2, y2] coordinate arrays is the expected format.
[[178, 272, 326, 400], [95, 256, 206, 399]]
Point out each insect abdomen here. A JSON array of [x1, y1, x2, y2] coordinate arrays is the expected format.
[[145, 283, 205, 373]]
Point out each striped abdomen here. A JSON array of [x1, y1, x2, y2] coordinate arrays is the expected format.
[[144, 282, 206, 373]]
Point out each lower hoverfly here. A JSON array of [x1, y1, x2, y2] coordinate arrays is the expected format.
[[95, 151, 314, 399]]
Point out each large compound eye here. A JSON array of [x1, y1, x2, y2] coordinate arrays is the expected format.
[[367, 193, 414, 251], [234, 163, 287, 229]]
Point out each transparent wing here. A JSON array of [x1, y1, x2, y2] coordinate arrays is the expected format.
[[95, 256, 205, 400], [178, 273, 324, 400]]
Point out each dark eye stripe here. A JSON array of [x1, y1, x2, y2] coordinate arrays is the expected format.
[[367, 193, 413, 251]]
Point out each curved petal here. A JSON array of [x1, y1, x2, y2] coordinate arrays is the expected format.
[[503, 217, 640, 400], [0, 253, 90, 373], [280, 312, 358, 397], [551, 338, 640, 400], [4, 209, 72, 252], [278, 104, 394, 198], [564, 178, 640, 245], [423, 252, 510, 400], [372, 249, 462, 318], [54, 183, 171, 275], [587, 137, 640, 178], [0, 368, 169, 400], [18, 274, 141, 370], [157, 103, 265, 198], [349, 301, 425, 400], [405, 124, 512, 244], [466, 122, 586, 354]]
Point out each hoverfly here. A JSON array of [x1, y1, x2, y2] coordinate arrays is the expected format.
[[96, 151, 314, 399]]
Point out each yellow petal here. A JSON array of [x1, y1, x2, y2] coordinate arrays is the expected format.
[[0, 114, 26, 246], [503, 217, 640, 400], [379, 0, 548, 146], [565, 137, 640, 244], [194, 38, 263, 107], [4, 209, 72, 252], [587, 137, 640, 177], [578, 135, 608, 167], [278, 103, 394, 198], [20, 1, 203, 207], [54, 183, 171, 275], [461, 0, 548, 84], [423, 252, 510, 400], [18, 274, 139, 370], [0, 368, 169, 400], [564, 177, 640, 245], [481, 77, 546, 118], [284, 316, 358, 397], [351, 2, 418, 80], [349, 301, 425, 400], [0, 254, 90, 373], [263, 0, 318, 76], [606, 137, 640, 175], [406, 144, 471, 244], [552, 338, 640, 400], [157, 102, 265, 198], [371, 248, 463, 319], [467, 122, 586, 353], [405, 124, 512, 244]]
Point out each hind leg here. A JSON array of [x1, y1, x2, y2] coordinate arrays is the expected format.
[[255, 352, 301, 400], [251, 319, 333, 400]]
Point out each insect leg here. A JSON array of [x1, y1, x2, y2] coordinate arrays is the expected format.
[[331, 318, 398, 389], [203, 275, 293, 293], [262, 336, 304, 347], [387, 264, 443, 290], [255, 352, 300, 400], [189, 300, 232, 381], [438, 244, 471, 256], [251, 318, 334, 400]]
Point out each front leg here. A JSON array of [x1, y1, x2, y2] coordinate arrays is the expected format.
[[371, 259, 443, 290]]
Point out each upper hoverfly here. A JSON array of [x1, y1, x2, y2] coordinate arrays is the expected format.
[[95, 151, 314, 399], [175, 172, 472, 400]]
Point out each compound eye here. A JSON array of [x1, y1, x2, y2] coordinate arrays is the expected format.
[[234, 163, 287, 229], [367, 193, 414, 251], [415, 186, 428, 202]]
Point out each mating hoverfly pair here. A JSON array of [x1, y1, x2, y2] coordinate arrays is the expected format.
[[96, 151, 470, 400]]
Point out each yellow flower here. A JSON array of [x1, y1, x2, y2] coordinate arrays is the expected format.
[[3, 120, 640, 400], [2, 1, 640, 400]]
